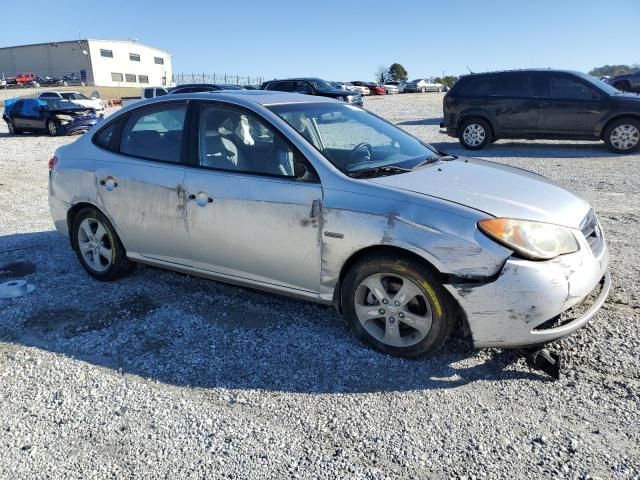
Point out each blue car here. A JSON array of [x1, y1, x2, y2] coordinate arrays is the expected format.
[[3, 97, 100, 136]]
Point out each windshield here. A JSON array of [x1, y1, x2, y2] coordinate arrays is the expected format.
[[61, 92, 88, 100], [42, 98, 86, 110], [575, 72, 622, 95], [268, 103, 441, 174], [308, 79, 335, 92]]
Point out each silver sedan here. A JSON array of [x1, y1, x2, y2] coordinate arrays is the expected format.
[[49, 91, 610, 358]]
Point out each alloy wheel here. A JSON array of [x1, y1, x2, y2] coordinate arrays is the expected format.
[[47, 121, 58, 136], [77, 218, 113, 273], [353, 273, 432, 348], [463, 123, 486, 147], [610, 124, 639, 150]]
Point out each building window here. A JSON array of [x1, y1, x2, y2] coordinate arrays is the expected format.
[[125, 74, 137, 83], [111, 72, 124, 82], [138, 75, 149, 84], [100, 49, 113, 58], [129, 53, 141, 62], [154, 57, 164, 65]]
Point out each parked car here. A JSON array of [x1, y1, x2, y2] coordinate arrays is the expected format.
[[39, 91, 105, 114], [440, 69, 640, 153], [383, 84, 399, 94], [405, 79, 444, 93], [262, 78, 363, 106], [385, 81, 407, 93], [14, 72, 37, 85], [603, 71, 640, 93], [62, 73, 86, 87], [169, 83, 244, 95], [48, 91, 609, 362], [364, 82, 387, 95], [3, 97, 99, 136], [34, 75, 64, 86], [349, 81, 371, 96], [120, 86, 170, 107], [332, 81, 359, 93]]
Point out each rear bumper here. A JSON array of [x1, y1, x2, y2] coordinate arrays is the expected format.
[[445, 230, 610, 348]]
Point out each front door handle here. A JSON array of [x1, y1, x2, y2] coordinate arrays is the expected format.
[[188, 191, 213, 207], [99, 176, 118, 191]]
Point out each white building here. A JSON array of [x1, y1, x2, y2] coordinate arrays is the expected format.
[[0, 39, 172, 87]]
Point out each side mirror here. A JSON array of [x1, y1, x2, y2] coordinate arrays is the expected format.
[[294, 162, 308, 178]]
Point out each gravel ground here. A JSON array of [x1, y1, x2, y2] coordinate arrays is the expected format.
[[1, 94, 639, 479]]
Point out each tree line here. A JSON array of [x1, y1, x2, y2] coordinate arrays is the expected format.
[[588, 64, 639, 77], [375, 63, 459, 87]]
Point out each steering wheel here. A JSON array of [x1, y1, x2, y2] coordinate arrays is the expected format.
[[347, 142, 373, 168]]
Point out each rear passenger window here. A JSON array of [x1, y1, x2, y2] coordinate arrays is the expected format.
[[549, 76, 597, 100], [457, 76, 496, 96], [94, 122, 119, 150], [492, 74, 531, 97], [120, 104, 187, 162]]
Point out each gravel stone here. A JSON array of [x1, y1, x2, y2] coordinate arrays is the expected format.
[[0, 94, 638, 479]]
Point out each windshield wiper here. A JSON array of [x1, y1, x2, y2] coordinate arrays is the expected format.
[[413, 154, 456, 170], [348, 165, 412, 178]]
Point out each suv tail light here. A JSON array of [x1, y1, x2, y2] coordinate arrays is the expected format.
[[48, 155, 58, 170]]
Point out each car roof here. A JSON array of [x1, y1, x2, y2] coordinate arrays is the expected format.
[[128, 90, 338, 109], [461, 68, 585, 78]]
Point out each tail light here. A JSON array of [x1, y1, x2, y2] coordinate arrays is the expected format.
[[48, 155, 58, 170]]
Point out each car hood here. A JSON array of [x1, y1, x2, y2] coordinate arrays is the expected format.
[[611, 92, 640, 104], [322, 89, 357, 97], [367, 157, 590, 228], [48, 107, 97, 116]]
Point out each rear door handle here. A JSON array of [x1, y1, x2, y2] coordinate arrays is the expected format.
[[310, 199, 321, 218], [188, 191, 213, 206]]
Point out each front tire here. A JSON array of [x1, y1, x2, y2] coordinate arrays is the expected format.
[[46, 120, 59, 136], [459, 118, 492, 150], [342, 254, 454, 359], [72, 208, 133, 281], [603, 118, 640, 153]]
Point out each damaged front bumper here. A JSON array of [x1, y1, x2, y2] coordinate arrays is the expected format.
[[445, 228, 610, 348]]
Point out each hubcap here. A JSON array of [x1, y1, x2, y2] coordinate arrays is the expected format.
[[610, 124, 639, 150], [77, 218, 113, 272], [48, 122, 57, 135], [354, 273, 433, 348], [463, 124, 486, 146]]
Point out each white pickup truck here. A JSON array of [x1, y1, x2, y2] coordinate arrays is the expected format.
[[121, 87, 169, 107]]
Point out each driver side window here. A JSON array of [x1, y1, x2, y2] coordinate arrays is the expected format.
[[197, 104, 311, 179]]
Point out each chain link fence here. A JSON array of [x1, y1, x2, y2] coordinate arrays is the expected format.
[[172, 73, 265, 87]]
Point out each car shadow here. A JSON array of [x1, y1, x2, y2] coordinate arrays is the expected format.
[[396, 118, 443, 126], [431, 140, 622, 159], [1, 230, 551, 393]]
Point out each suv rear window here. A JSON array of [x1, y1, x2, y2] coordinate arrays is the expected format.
[[455, 73, 532, 97]]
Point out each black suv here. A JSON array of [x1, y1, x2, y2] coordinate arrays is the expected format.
[[261, 78, 363, 107], [440, 69, 640, 153]]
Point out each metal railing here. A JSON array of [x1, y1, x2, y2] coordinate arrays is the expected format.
[[172, 73, 264, 87]]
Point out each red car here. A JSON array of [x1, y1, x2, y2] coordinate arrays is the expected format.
[[15, 73, 36, 85], [365, 82, 387, 95]]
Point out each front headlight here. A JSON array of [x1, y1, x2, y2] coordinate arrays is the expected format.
[[55, 114, 74, 124], [478, 218, 579, 260]]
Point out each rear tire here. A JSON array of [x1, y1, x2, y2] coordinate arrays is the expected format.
[[603, 117, 640, 153], [72, 208, 134, 281], [6, 121, 20, 135], [341, 254, 455, 359], [459, 118, 492, 150]]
